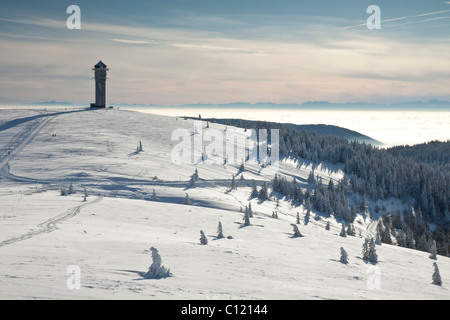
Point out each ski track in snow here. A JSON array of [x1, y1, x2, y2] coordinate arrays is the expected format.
[[0, 113, 54, 168], [0, 196, 103, 248], [0, 108, 105, 247]]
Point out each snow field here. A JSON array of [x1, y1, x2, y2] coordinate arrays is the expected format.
[[0, 107, 448, 300]]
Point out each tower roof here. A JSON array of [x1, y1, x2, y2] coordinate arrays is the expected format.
[[94, 60, 107, 69]]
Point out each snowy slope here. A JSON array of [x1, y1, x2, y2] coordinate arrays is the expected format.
[[0, 107, 448, 300]]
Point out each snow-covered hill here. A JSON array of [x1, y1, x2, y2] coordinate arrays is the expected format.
[[0, 107, 448, 300]]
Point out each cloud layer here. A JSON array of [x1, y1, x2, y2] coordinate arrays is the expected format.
[[1, 1, 450, 105]]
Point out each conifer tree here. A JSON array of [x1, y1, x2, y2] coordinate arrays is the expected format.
[[143, 247, 172, 279], [325, 221, 330, 230], [194, 168, 199, 180], [230, 174, 237, 190], [183, 193, 192, 205], [340, 247, 349, 264], [296, 212, 301, 224], [362, 238, 370, 261], [346, 223, 356, 236], [304, 207, 310, 225], [216, 222, 224, 239], [432, 262, 442, 286], [375, 229, 382, 245], [291, 224, 302, 237], [242, 209, 250, 227], [82, 187, 87, 202], [339, 223, 347, 237], [258, 182, 268, 200], [429, 240, 437, 260], [199, 230, 208, 245], [250, 180, 258, 199], [307, 170, 315, 184], [368, 237, 378, 263]]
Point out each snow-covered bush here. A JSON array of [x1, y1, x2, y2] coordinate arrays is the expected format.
[[142, 247, 172, 279]]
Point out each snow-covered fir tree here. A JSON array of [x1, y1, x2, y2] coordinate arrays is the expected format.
[[183, 193, 192, 205], [199, 230, 208, 245], [258, 182, 269, 201], [429, 240, 437, 260], [340, 247, 349, 264], [230, 174, 237, 190], [238, 162, 245, 173], [188, 169, 199, 187], [296, 212, 301, 224], [242, 209, 250, 227], [339, 223, 347, 237], [368, 237, 378, 263], [375, 229, 382, 245], [68, 182, 74, 195], [250, 180, 258, 199], [60, 186, 68, 196], [216, 222, 224, 239], [291, 224, 302, 238], [307, 170, 315, 184], [432, 262, 442, 286], [362, 237, 378, 263], [304, 206, 310, 225], [325, 221, 330, 230], [346, 223, 356, 236], [362, 238, 369, 261], [82, 187, 87, 202], [395, 229, 406, 247], [142, 247, 172, 279]]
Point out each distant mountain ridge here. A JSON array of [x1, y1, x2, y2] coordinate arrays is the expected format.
[[113, 100, 450, 111], [30, 101, 74, 106]]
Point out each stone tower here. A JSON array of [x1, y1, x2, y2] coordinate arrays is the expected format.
[[91, 60, 108, 108]]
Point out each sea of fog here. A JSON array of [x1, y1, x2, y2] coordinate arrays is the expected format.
[[1, 105, 449, 148], [124, 107, 450, 148]]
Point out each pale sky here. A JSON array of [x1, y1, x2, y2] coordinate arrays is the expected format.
[[1, 0, 450, 106]]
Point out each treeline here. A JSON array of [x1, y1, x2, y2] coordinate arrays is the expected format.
[[387, 140, 450, 173], [239, 120, 449, 224], [212, 119, 450, 256]]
